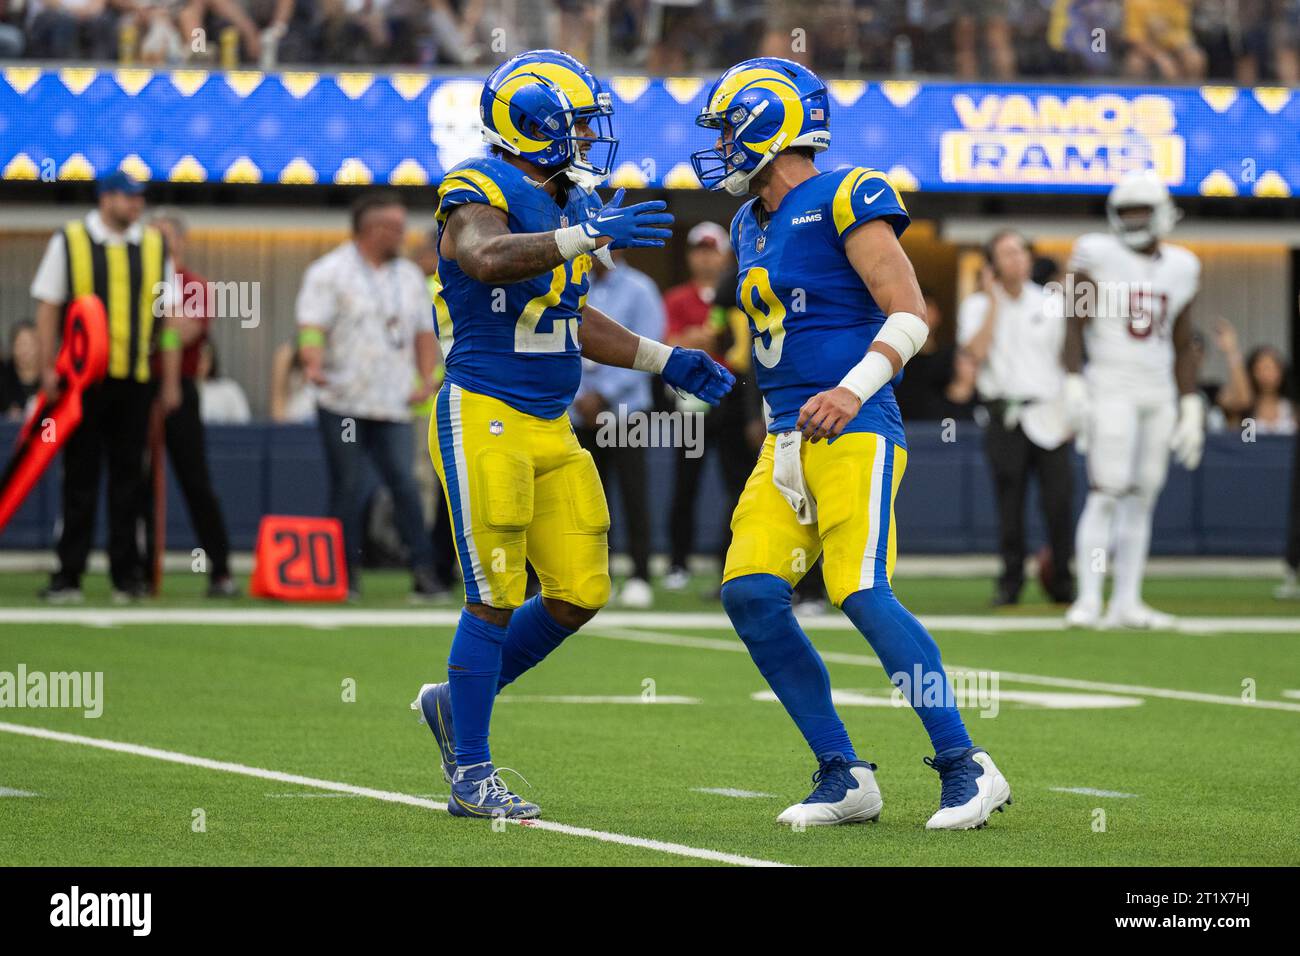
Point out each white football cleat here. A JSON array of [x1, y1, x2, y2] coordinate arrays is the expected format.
[[1065, 597, 1102, 629], [1104, 601, 1176, 630], [925, 747, 1012, 830], [776, 755, 882, 827], [617, 577, 653, 609]]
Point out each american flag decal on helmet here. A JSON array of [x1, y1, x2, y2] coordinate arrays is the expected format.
[[811, 108, 824, 120]]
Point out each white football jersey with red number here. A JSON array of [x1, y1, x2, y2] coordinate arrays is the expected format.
[[1067, 232, 1200, 404]]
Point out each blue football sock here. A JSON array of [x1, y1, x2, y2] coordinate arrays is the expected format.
[[722, 573, 856, 763], [497, 595, 574, 692], [841, 587, 973, 754], [447, 608, 508, 768]]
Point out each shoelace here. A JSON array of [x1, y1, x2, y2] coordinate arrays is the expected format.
[[924, 754, 971, 809], [807, 757, 850, 803], [474, 766, 532, 805]]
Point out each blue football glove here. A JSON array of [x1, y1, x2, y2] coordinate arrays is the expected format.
[[662, 347, 736, 406], [581, 188, 674, 250]]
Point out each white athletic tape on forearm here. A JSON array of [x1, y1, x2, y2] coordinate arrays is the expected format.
[[633, 336, 673, 374], [838, 311, 930, 404], [555, 224, 598, 261], [838, 351, 894, 404]]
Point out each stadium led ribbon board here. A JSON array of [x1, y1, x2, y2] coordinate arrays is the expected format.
[[0, 68, 1295, 197]]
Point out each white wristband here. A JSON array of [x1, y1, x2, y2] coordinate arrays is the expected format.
[[837, 311, 930, 403], [554, 224, 598, 261], [633, 336, 673, 374]]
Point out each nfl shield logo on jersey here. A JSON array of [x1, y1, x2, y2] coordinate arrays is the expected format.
[[489, 419, 504, 436], [756, 235, 766, 252]]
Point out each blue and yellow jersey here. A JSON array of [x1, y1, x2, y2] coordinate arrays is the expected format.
[[433, 156, 604, 418], [730, 166, 910, 446]]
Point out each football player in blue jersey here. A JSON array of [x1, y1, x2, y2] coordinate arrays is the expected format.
[[413, 50, 734, 820], [692, 58, 1012, 829]]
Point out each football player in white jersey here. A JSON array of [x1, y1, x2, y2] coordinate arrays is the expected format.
[[1063, 170, 1203, 629]]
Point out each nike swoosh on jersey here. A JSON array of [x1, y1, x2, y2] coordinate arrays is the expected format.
[[861, 188, 885, 204]]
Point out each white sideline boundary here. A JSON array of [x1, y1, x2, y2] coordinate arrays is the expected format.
[[0, 721, 789, 868], [0, 551, 1287, 579], [2, 606, 1300, 634]]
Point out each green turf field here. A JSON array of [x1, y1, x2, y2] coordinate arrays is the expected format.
[[2, 571, 1298, 866]]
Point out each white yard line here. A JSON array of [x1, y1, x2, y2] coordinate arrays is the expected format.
[[0, 721, 789, 868], [1049, 787, 1140, 798], [588, 626, 1300, 714], [2, 606, 1298, 635]]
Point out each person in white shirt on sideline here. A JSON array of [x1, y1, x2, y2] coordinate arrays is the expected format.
[[958, 230, 1074, 606], [296, 191, 441, 601]]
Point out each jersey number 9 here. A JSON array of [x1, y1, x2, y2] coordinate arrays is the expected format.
[[738, 267, 786, 368]]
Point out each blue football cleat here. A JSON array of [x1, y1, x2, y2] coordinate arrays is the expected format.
[[776, 754, 883, 826], [448, 762, 540, 820], [412, 682, 457, 783], [924, 746, 1012, 830]]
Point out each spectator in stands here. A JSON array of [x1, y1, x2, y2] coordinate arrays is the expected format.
[[1234, 0, 1300, 86], [1047, 0, 1123, 74], [424, 0, 486, 65], [554, 0, 596, 63], [894, 293, 978, 421], [318, 0, 414, 64], [143, 210, 240, 596], [116, 0, 185, 62], [1267, 0, 1300, 85], [1194, 0, 1244, 79], [570, 251, 665, 609], [958, 232, 1074, 606], [269, 340, 318, 422], [954, 0, 1017, 79], [0, 0, 26, 56], [662, 222, 752, 594], [1124, 0, 1206, 79], [296, 190, 440, 600], [181, 0, 302, 65], [25, 0, 118, 59], [0, 320, 40, 421], [1214, 321, 1296, 434]]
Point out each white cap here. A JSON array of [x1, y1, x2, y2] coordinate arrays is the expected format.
[[687, 221, 730, 252]]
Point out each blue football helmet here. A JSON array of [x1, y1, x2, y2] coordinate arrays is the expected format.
[[691, 57, 830, 196], [479, 49, 618, 190]]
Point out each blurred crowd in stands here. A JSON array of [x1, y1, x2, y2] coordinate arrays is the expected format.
[[0, 0, 1296, 84]]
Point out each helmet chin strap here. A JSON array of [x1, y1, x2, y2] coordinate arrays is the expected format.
[[725, 132, 789, 197]]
